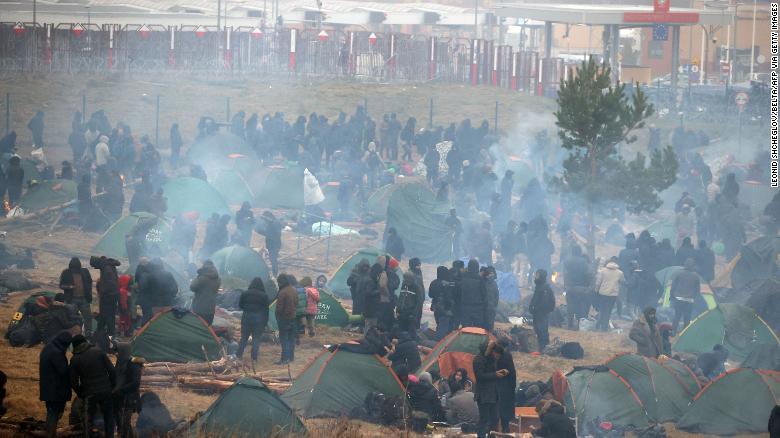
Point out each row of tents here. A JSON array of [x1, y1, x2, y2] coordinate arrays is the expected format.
[[181, 319, 778, 437]]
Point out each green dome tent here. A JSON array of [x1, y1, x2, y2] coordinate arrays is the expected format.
[[327, 248, 396, 299], [186, 132, 260, 176], [130, 308, 222, 363], [281, 346, 406, 418], [673, 303, 780, 362], [655, 356, 703, 396], [604, 353, 696, 423], [564, 366, 651, 434], [93, 213, 172, 260], [209, 245, 276, 298], [741, 342, 780, 371], [249, 165, 304, 210], [267, 289, 350, 331], [364, 179, 425, 221], [18, 179, 76, 212], [418, 327, 494, 376], [161, 177, 230, 219], [212, 169, 255, 206], [677, 369, 780, 435], [385, 182, 452, 263], [188, 377, 305, 437]]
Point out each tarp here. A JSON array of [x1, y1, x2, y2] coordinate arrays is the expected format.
[[417, 327, 494, 376], [386, 182, 452, 263], [249, 165, 304, 210], [189, 377, 305, 437], [186, 132, 259, 176], [209, 246, 276, 298], [655, 266, 717, 311], [673, 303, 780, 361], [677, 369, 780, 435], [303, 168, 324, 206], [161, 177, 230, 219], [604, 353, 695, 422], [268, 289, 349, 331], [212, 169, 255, 206], [130, 308, 222, 363], [365, 184, 397, 221], [327, 248, 397, 299], [281, 347, 406, 418], [93, 213, 172, 260], [741, 342, 780, 371], [731, 236, 780, 290], [18, 179, 76, 212], [564, 366, 650, 434]]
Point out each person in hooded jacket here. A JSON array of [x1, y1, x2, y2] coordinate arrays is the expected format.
[[563, 245, 591, 330], [90, 256, 121, 337], [460, 259, 487, 329], [408, 372, 443, 423], [233, 202, 255, 247], [257, 211, 283, 276], [473, 341, 508, 438], [190, 260, 221, 325], [533, 400, 576, 438], [695, 240, 716, 283], [496, 338, 517, 432], [482, 267, 499, 331], [39, 331, 72, 438], [594, 258, 624, 332], [670, 258, 701, 334], [361, 264, 383, 332], [236, 278, 270, 362], [138, 259, 178, 325], [388, 331, 421, 376], [69, 334, 116, 438], [629, 307, 663, 358], [385, 228, 405, 261], [59, 257, 93, 336], [347, 259, 370, 316], [300, 276, 320, 337], [398, 271, 424, 334], [113, 342, 143, 438], [675, 237, 697, 267], [275, 274, 298, 364], [429, 266, 457, 339], [529, 269, 556, 351]]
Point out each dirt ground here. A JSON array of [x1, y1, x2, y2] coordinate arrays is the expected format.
[[0, 78, 768, 437]]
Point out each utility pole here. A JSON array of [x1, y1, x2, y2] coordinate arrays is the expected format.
[[749, 0, 757, 78], [217, 0, 222, 30], [474, 0, 479, 38], [32, 0, 37, 70]]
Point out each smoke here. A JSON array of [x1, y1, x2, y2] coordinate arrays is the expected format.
[[488, 111, 558, 188]]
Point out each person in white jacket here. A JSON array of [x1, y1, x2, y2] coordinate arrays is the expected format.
[[595, 257, 624, 331]]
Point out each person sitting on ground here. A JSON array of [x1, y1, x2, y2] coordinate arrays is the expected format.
[[445, 379, 479, 426], [388, 331, 421, 376], [697, 344, 729, 380], [408, 371, 444, 424], [135, 392, 176, 438], [532, 399, 576, 438]]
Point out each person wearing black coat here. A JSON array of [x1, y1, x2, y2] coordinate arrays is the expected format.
[[257, 211, 282, 275], [695, 240, 716, 283], [676, 237, 697, 268], [429, 266, 457, 339], [496, 338, 517, 433], [6, 156, 24, 206], [533, 400, 576, 438], [473, 341, 508, 438], [40, 331, 72, 438], [563, 246, 592, 330], [385, 227, 405, 261], [138, 259, 178, 324], [408, 372, 443, 423], [388, 331, 421, 375], [347, 259, 370, 316], [90, 256, 121, 337], [236, 278, 270, 362], [69, 335, 116, 438], [59, 257, 93, 336], [529, 269, 556, 352], [460, 259, 486, 328], [361, 264, 382, 330], [113, 343, 143, 438]]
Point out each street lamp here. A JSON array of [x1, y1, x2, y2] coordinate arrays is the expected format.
[[749, 0, 756, 78]]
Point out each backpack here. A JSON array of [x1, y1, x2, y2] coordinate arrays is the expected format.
[[396, 287, 417, 318], [560, 342, 584, 359]]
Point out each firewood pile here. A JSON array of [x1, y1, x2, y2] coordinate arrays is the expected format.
[[141, 358, 292, 394]]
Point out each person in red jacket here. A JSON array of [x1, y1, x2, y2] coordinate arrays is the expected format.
[[300, 277, 320, 337], [118, 274, 133, 336]]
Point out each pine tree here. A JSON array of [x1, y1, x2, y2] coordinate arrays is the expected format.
[[553, 58, 678, 257]]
